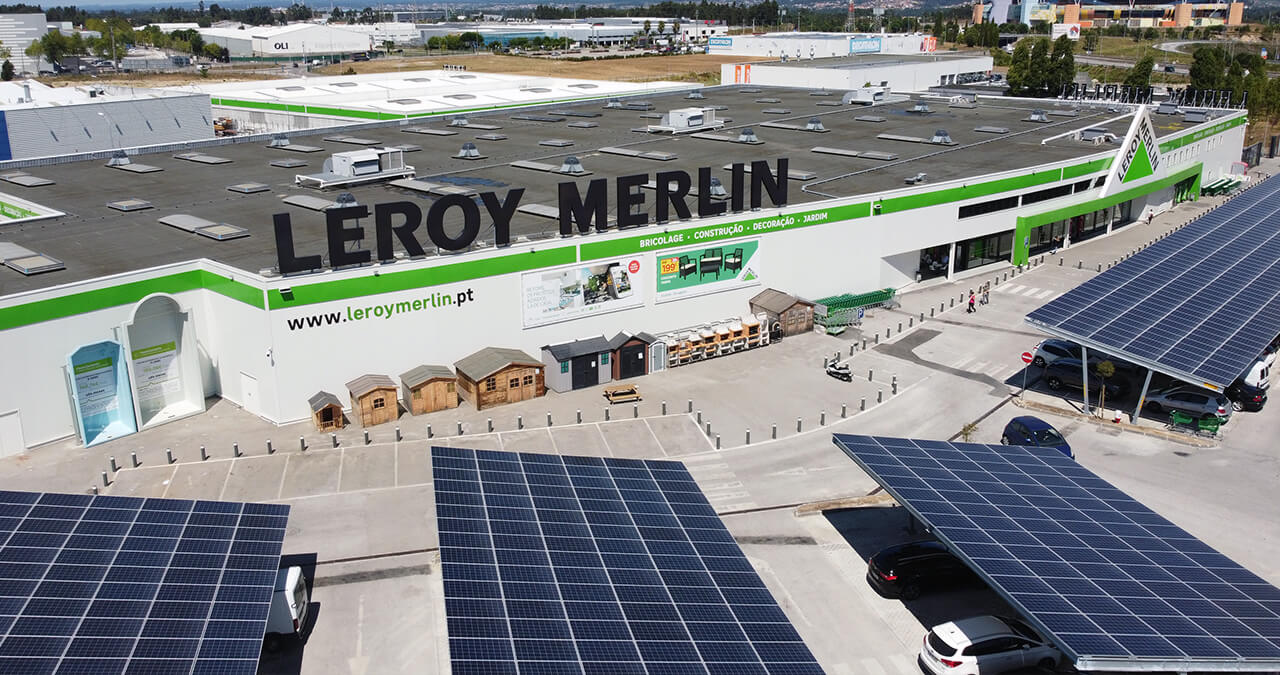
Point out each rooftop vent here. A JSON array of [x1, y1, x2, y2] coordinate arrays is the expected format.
[[456, 142, 481, 159], [106, 150, 130, 167], [604, 98, 623, 109], [707, 177, 727, 198], [336, 192, 358, 207], [806, 117, 826, 132], [930, 129, 953, 144], [449, 116, 469, 127], [1027, 109, 1049, 123], [559, 156, 586, 174], [904, 172, 928, 185], [909, 102, 932, 114], [268, 134, 290, 148], [685, 90, 705, 100], [737, 128, 759, 144]]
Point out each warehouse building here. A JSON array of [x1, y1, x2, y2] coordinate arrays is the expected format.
[[722, 52, 993, 90], [0, 80, 1246, 454], [199, 23, 373, 60], [708, 32, 940, 59]]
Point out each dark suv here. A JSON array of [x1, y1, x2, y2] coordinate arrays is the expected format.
[[1043, 358, 1129, 398], [866, 540, 978, 600]]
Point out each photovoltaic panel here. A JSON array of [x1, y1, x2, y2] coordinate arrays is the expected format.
[[1026, 175, 1280, 390], [0, 491, 289, 675], [832, 434, 1280, 672], [431, 446, 825, 675]]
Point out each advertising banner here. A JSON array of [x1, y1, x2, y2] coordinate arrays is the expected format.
[[655, 239, 761, 303], [708, 37, 733, 48], [132, 341, 181, 403], [68, 340, 137, 447], [849, 37, 882, 54], [522, 257, 645, 328], [1052, 23, 1082, 40]]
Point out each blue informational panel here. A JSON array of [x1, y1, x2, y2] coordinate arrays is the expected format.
[[849, 37, 882, 54], [708, 36, 733, 48], [68, 340, 137, 446]]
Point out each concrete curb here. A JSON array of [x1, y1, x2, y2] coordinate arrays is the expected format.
[[1010, 397, 1217, 448]]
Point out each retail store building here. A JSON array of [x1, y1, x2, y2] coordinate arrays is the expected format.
[[0, 77, 1248, 453]]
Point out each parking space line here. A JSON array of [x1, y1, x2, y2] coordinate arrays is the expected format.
[[951, 356, 974, 370], [216, 459, 235, 501], [1035, 288, 1055, 299], [970, 361, 988, 373], [1021, 286, 1041, 296], [1000, 284, 1025, 294], [275, 454, 291, 500]]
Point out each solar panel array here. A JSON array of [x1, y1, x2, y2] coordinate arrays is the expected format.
[[0, 491, 289, 675], [1026, 175, 1280, 389], [432, 446, 824, 675], [832, 434, 1280, 670]]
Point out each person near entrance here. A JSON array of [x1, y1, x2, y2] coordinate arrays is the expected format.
[[968, 290, 976, 313]]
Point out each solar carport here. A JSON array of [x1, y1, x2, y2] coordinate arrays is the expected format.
[[832, 434, 1280, 672], [1026, 175, 1280, 416]]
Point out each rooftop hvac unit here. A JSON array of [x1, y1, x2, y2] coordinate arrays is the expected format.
[[843, 88, 887, 105], [559, 156, 586, 174], [1027, 109, 1049, 123], [456, 142, 481, 159], [269, 134, 291, 148], [335, 192, 358, 207], [909, 102, 932, 114], [604, 98, 623, 109], [707, 177, 728, 198], [106, 150, 131, 166], [685, 90, 705, 100], [930, 129, 953, 144], [449, 116, 469, 127], [806, 117, 826, 132], [646, 107, 723, 134], [737, 128, 759, 143]]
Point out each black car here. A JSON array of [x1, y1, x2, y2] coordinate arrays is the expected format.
[[1226, 378, 1267, 411], [1042, 358, 1129, 398], [866, 540, 978, 600]]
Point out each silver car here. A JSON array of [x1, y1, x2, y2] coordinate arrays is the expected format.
[[1144, 386, 1232, 422]]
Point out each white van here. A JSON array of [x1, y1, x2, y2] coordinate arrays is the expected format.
[[1244, 358, 1270, 390], [265, 566, 310, 651]]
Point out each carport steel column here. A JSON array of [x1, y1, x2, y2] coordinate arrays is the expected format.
[[1132, 369, 1153, 423], [1080, 345, 1090, 415]]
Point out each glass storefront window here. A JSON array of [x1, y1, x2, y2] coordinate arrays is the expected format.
[[955, 230, 1014, 272], [918, 244, 951, 280]]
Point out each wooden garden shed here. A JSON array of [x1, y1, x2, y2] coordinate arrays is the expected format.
[[400, 364, 458, 415], [749, 288, 815, 337], [308, 391, 345, 431], [607, 332, 657, 381], [345, 374, 398, 427], [454, 347, 545, 411]]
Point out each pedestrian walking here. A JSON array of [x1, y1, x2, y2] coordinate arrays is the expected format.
[[980, 283, 990, 306], [1147, 212, 1154, 226], [967, 289, 976, 313]]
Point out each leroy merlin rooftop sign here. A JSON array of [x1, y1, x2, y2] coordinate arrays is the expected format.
[[1102, 107, 1163, 196]]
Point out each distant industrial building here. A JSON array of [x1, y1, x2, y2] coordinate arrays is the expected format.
[[199, 23, 373, 60], [975, 0, 1244, 27], [0, 13, 50, 75], [0, 80, 211, 160], [708, 32, 940, 59], [721, 52, 993, 91], [419, 18, 726, 47]]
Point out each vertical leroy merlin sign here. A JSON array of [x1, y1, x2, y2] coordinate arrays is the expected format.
[[1101, 107, 1163, 197]]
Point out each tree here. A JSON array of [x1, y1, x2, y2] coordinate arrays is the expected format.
[[1027, 37, 1051, 95], [1006, 39, 1032, 95], [203, 42, 223, 61], [643, 19, 651, 38], [1190, 45, 1227, 90], [657, 20, 665, 36], [1, 60, 12, 81], [1095, 361, 1115, 416], [1050, 34, 1075, 93], [671, 20, 680, 42], [1124, 54, 1154, 90]]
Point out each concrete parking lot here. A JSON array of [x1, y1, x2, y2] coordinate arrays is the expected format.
[[3, 186, 1277, 675]]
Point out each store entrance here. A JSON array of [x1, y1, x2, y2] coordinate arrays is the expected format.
[[571, 355, 598, 390], [618, 344, 646, 379]]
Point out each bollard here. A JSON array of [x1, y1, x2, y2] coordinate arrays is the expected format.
[[874, 334, 879, 345], [1097, 264, 1102, 272], [517, 416, 523, 430], [950, 298, 955, 308], [1003, 272, 1007, 281], [234, 442, 241, 458], [746, 429, 751, 445], [427, 423, 434, 438], [1059, 257, 1063, 266], [458, 420, 464, 435], [823, 357, 829, 368], [868, 369, 874, 381], [102, 471, 110, 487], [91, 486, 98, 495], [662, 401, 667, 415], [697, 410, 702, 424], [331, 433, 338, 448], [605, 408, 611, 421], [930, 307, 935, 317], [862, 338, 867, 350], [892, 378, 898, 395], [110, 456, 118, 473], [299, 436, 306, 452], [166, 448, 174, 465], [878, 390, 883, 404], [633, 403, 639, 419], [395, 427, 402, 442], [200, 446, 208, 461], [849, 345, 855, 356], [706, 421, 712, 436], [796, 418, 803, 433], [897, 322, 902, 333], [908, 317, 913, 327], [688, 399, 693, 413], [771, 423, 777, 439], [842, 403, 847, 418], [265, 440, 272, 455], [547, 412, 553, 427], [1078, 261, 1082, 269], [131, 452, 139, 468], [860, 397, 866, 411], [487, 418, 493, 433], [716, 434, 721, 450], [577, 409, 582, 424], [820, 411, 826, 426], [364, 430, 371, 445]]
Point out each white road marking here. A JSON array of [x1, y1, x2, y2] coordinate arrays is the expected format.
[[1002, 284, 1025, 294], [1035, 288, 1055, 299], [1021, 286, 1041, 296], [951, 356, 974, 370]]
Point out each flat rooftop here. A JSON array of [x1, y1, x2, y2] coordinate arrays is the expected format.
[[0, 86, 1209, 292], [763, 52, 992, 70]]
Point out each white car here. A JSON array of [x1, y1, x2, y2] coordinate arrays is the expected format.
[[919, 615, 1061, 675]]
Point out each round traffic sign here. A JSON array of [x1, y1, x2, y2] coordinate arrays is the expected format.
[[1021, 351, 1034, 364]]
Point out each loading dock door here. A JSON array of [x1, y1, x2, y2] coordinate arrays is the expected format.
[[571, 355, 597, 390], [618, 344, 646, 379]]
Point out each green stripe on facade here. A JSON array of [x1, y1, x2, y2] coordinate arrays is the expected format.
[[267, 246, 578, 309], [1062, 157, 1111, 180], [1157, 115, 1247, 152], [211, 91, 677, 122], [875, 168, 1064, 215], [578, 202, 872, 261], [1011, 163, 1203, 265]]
